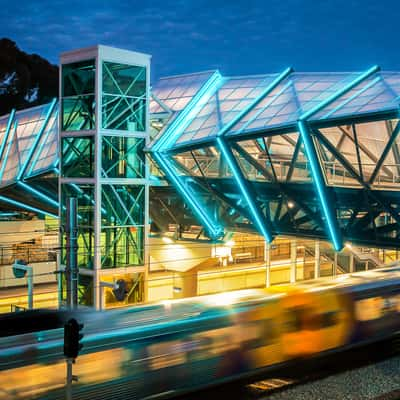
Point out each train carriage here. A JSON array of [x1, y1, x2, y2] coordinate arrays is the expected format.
[[1, 265, 400, 399]]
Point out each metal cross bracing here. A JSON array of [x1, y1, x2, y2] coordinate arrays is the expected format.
[[150, 66, 400, 250]]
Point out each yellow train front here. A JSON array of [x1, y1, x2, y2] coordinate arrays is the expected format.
[[1, 266, 400, 399]]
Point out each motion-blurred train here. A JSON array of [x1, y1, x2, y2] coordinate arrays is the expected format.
[[1, 265, 400, 399]]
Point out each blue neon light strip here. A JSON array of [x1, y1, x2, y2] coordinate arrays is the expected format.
[[216, 67, 293, 137], [153, 71, 224, 152], [18, 98, 57, 180], [153, 152, 223, 239], [297, 120, 342, 250], [0, 109, 15, 163], [322, 76, 381, 120], [296, 66, 380, 251], [216, 136, 273, 242], [0, 195, 58, 218], [0, 120, 17, 182], [300, 65, 380, 121], [17, 181, 59, 209]]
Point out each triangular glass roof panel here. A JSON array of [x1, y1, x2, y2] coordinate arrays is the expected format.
[[227, 72, 359, 137], [26, 108, 59, 178], [150, 71, 217, 114], [311, 73, 399, 121], [227, 77, 298, 136], [0, 104, 49, 187], [173, 74, 279, 148], [381, 72, 400, 99]]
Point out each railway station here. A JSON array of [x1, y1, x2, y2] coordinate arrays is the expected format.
[[0, 45, 399, 311], [0, 43, 400, 400]]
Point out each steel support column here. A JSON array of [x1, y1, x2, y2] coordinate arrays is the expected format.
[[217, 136, 274, 242], [298, 120, 343, 250]]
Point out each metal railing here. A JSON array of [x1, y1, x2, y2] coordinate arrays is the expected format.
[[323, 161, 400, 188], [0, 246, 56, 266]]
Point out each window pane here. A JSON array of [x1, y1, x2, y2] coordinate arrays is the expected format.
[[102, 136, 145, 178], [102, 62, 146, 131], [61, 137, 94, 178]]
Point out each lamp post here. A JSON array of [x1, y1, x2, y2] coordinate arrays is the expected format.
[[12, 261, 33, 309]]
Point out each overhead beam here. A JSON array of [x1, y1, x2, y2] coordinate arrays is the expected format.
[[217, 136, 274, 242], [152, 152, 223, 239], [297, 66, 380, 251]]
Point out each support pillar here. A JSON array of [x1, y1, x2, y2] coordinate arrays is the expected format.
[[349, 254, 354, 273], [290, 240, 297, 283], [333, 252, 338, 277], [264, 241, 271, 288], [173, 270, 198, 299], [314, 240, 320, 279]]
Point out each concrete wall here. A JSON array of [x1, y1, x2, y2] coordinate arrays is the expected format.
[[146, 262, 310, 302], [149, 237, 212, 272]]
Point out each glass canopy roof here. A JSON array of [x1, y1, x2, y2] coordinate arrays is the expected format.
[[0, 67, 399, 187], [0, 102, 58, 188], [150, 70, 216, 114], [150, 69, 400, 152]]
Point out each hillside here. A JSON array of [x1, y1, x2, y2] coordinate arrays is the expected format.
[[0, 38, 58, 116]]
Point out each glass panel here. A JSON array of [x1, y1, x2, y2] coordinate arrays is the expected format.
[[150, 71, 215, 113], [172, 146, 232, 179], [61, 274, 93, 306], [174, 74, 278, 148], [0, 105, 49, 186], [318, 119, 400, 189], [61, 183, 95, 269], [100, 226, 144, 268], [101, 184, 145, 268], [102, 184, 145, 227], [233, 139, 274, 182], [61, 136, 94, 178], [62, 59, 95, 131], [78, 274, 94, 306], [102, 62, 146, 131], [26, 110, 59, 177], [62, 97, 95, 131], [312, 74, 398, 121], [102, 136, 145, 178], [62, 59, 95, 97]]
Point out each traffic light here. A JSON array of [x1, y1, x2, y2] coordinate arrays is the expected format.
[[64, 318, 84, 359]]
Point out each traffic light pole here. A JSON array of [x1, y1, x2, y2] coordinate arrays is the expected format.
[[66, 358, 73, 400], [64, 318, 83, 399], [65, 198, 78, 309]]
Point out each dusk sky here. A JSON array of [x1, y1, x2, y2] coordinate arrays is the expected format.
[[0, 0, 399, 81]]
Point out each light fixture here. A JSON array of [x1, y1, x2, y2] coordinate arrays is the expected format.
[[162, 236, 174, 244], [225, 240, 235, 247]]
